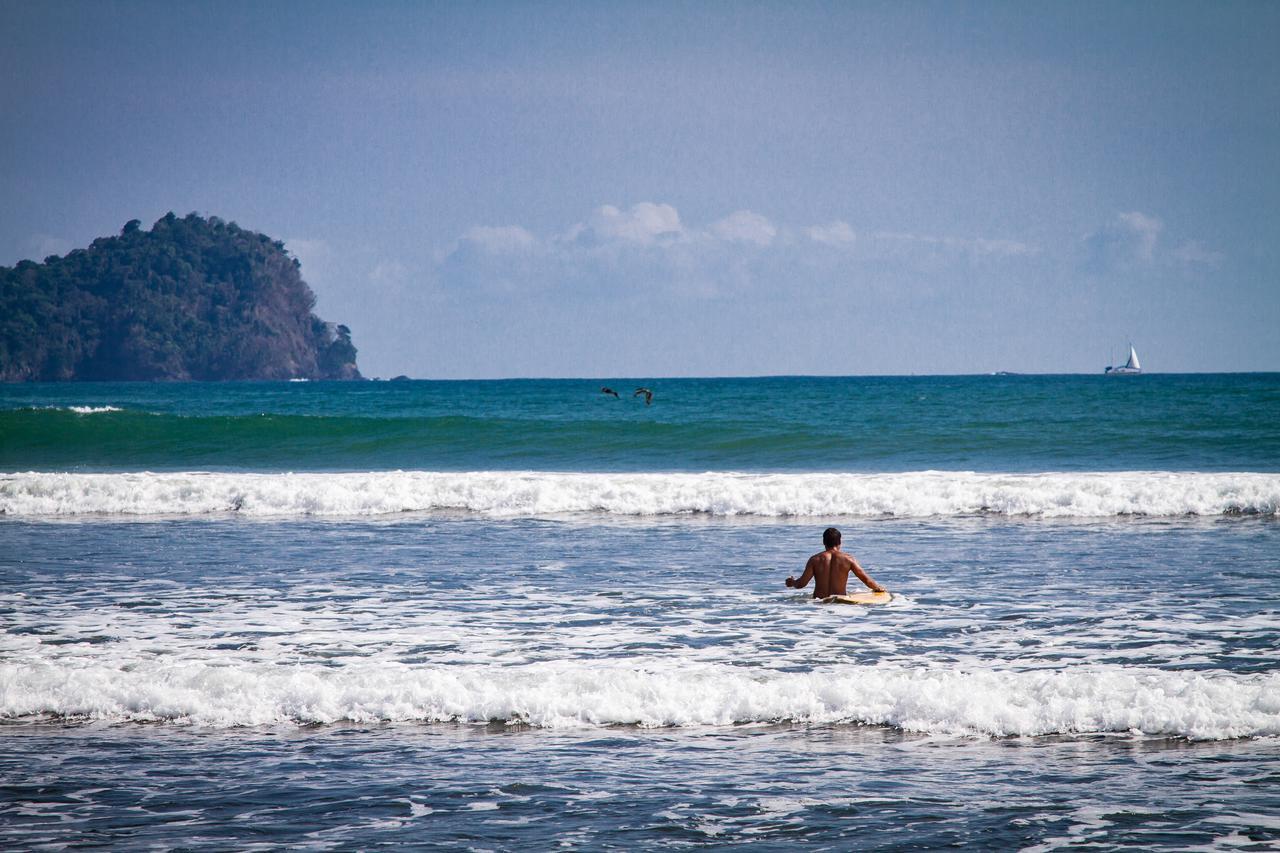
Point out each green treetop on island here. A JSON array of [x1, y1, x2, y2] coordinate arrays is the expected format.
[[0, 212, 361, 381]]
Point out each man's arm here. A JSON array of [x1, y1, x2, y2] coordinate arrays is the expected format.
[[786, 556, 817, 590], [850, 558, 886, 593]]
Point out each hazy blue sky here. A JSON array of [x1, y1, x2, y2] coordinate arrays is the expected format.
[[3, 1, 1277, 376]]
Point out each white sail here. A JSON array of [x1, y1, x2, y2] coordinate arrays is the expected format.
[[1104, 344, 1142, 374]]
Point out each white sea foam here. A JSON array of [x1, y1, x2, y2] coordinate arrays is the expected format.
[[15, 405, 123, 414], [2, 660, 1276, 738], [1, 470, 1277, 518]]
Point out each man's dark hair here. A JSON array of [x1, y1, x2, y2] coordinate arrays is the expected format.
[[823, 527, 841, 549]]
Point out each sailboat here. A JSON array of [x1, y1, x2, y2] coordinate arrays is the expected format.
[[1105, 345, 1142, 375]]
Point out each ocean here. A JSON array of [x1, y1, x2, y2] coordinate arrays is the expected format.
[[2, 375, 1279, 849]]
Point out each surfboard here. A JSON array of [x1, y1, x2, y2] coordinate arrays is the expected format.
[[821, 591, 893, 605]]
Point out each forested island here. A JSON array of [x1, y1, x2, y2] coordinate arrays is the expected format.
[[0, 213, 360, 381]]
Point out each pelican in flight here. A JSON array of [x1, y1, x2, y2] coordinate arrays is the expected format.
[[634, 387, 653, 405], [600, 387, 620, 398]]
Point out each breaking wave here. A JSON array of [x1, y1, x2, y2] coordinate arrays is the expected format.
[[2, 470, 1277, 519], [19, 405, 124, 414], [2, 660, 1276, 739]]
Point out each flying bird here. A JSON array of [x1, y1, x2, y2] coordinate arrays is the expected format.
[[600, 387, 620, 398], [634, 387, 653, 405]]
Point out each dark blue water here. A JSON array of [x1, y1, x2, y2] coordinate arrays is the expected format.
[[5, 722, 1277, 849]]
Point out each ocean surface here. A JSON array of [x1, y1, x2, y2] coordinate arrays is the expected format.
[[3, 375, 1279, 849]]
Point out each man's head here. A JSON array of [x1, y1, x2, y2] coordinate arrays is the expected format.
[[822, 527, 841, 549]]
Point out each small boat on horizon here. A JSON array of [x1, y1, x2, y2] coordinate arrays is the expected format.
[[1105, 345, 1142, 375]]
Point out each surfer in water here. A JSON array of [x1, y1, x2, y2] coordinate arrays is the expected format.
[[786, 527, 886, 598]]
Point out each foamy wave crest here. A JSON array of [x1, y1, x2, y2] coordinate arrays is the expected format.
[[2, 470, 1278, 518], [14, 405, 124, 414], [3, 661, 1277, 739]]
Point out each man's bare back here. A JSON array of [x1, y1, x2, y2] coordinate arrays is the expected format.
[[785, 528, 885, 598]]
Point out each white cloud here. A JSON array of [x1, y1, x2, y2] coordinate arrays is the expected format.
[[804, 223, 1034, 258], [566, 202, 683, 246], [1081, 211, 1219, 276], [441, 202, 1038, 300], [459, 225, 537, 254], [1115, 211, 1163, 262], [709, 210, 777, 246], [806, 221, 857, 246]]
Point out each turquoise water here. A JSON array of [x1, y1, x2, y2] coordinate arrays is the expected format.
[[3, 375, 1279, 849], [2, 374, 1277, 472]]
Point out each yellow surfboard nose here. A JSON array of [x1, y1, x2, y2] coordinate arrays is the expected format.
[[821, 591, 893, 605]]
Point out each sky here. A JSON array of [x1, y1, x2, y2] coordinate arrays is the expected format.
[[2, 0, 1278, 377]]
